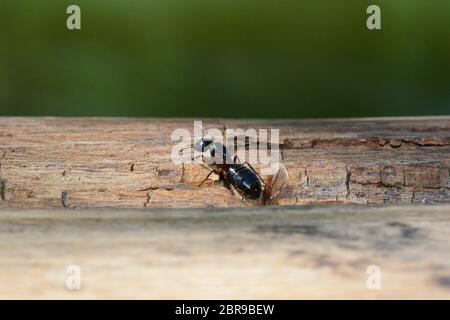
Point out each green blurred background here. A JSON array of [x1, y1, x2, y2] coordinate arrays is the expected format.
[[0, 0, 449, 118]]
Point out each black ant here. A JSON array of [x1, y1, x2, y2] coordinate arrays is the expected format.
[[181, 136, 288, 205]]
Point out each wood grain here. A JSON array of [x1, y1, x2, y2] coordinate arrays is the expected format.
[[0, 205, 449, 299], [0, 117, 449, 208]]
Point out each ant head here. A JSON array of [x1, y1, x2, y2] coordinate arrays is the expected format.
[[194, 138, 214, 152]]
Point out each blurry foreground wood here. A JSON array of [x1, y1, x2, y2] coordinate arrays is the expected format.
[[0, 205, 449, 299]]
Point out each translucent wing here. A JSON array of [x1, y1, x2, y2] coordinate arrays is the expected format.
[[262, 163, 289, 205]]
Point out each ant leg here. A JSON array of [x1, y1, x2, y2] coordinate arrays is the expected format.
[[184, 153, 214, 184], [221, 171, 231, 189], [198, 170, 214, 186]]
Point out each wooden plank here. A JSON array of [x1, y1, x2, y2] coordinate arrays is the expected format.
[[0, 117, 449, 208], [0, 205, 449, 299]]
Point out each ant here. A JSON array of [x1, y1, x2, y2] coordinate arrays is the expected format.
[[181, 136, 288, 205]]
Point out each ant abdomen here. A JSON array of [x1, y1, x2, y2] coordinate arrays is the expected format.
[[227, 165, 262, 200]]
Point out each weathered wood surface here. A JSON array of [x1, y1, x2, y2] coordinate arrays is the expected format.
[[0, 116, 449, 209], [0, 205, 449, 299]]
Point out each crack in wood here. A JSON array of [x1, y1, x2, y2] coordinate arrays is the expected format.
[[280, 137, 450, 150], [304, 168, 310, 188], [411, 188, 416, 203], [402, 167, 407, 187], [144, 192, 151, 207], [345, 169, 351, 199], [61, 191, 68, 208], [0, 179, 6, 201], [180, 164, 186, 183]]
